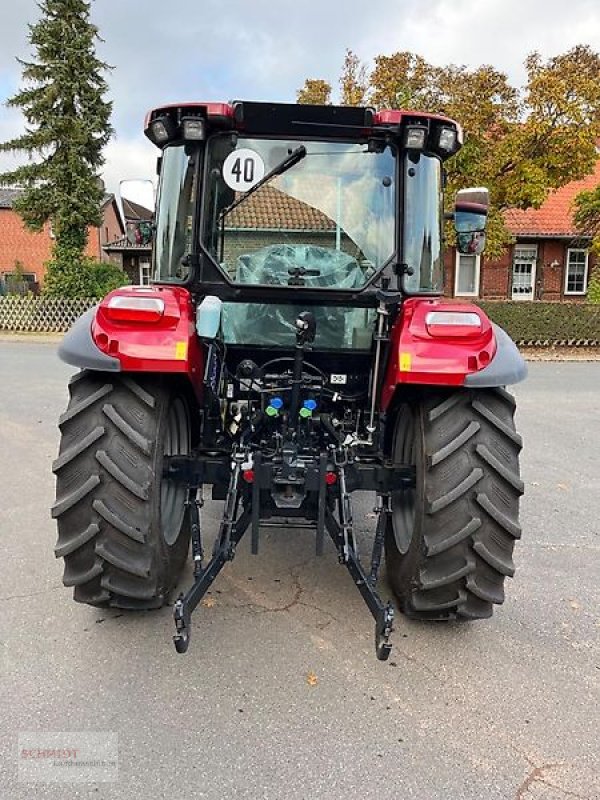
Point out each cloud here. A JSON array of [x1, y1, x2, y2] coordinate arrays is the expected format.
[[0, 0, 599, 189], [101, 136, 157, 195], [364, 0, 600, 83]]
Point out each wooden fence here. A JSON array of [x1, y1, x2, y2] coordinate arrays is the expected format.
[[0, 296, 97, 333]]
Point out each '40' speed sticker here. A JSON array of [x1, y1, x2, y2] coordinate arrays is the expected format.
[[222, 148, 265, 192]]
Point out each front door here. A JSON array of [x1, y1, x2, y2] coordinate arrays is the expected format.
[[511, 245, 537, 301]]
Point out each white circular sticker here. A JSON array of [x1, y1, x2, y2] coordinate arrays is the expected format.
[[222, 148, 265, 192]]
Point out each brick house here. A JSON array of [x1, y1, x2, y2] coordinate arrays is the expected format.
[[223, 185, 359, 267], [104, 237, 153, 285], [446, 158, 600, 301], [0, 188, 124, 293], [103, 198, 153, 285]]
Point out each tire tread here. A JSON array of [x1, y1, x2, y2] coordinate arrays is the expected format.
[[53, 373, 190, 610], [386, 387, 522, 621]]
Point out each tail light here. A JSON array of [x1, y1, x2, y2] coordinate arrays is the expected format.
[[105, 295, 165, 323], [425, 311, 483, 338]]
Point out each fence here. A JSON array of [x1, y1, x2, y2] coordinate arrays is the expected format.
[[0, 296, 97, 333]]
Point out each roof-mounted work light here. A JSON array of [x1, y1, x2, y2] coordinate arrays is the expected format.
[[147, 114, 178, 146], [404, 125, 427, 150], [437, 126, 458, 154], [181, 115, 206, 141]]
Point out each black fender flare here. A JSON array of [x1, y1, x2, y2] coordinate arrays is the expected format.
[[464, 323, 527, 388], [58, 306, 121, 372]]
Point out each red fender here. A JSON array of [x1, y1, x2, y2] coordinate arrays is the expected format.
[[380, 298, 496, 410], [92, 285, 204, 397]]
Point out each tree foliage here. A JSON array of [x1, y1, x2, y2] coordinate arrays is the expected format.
[[43, 257, 126, 298], [296, 79, 332, 105], [574, 184, 600, 255], [575, 184, 600, 303], [0, 0, 113, 296], [340, 49, 369, 107], [297, 46, 600, 256]]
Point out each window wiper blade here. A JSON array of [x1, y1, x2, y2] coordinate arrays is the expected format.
[[219, 145, 307, 221]]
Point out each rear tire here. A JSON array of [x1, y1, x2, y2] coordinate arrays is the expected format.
[[385, 388, 523, 620], [52, 371, 192, 609]]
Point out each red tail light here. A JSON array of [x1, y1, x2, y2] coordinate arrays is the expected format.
[[105, 295, 165, 323]]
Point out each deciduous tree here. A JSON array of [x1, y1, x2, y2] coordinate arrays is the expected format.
[[574, 184, 600, 302], [340, 49, 369, 107], [574, 184, 600, 254], [297, 46, 600, 256], [297, 79, 332, 106]]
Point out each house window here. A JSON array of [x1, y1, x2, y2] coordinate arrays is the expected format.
[[565, 249, 588, 295], [511, 245, 537, 301], [3, 271, 36, 282], [2, 271, 37, 295], [454, 253, 480, 296], [139, 259, 152, 286]]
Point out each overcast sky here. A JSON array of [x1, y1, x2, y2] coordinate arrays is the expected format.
[[1, 0, 599, 193]]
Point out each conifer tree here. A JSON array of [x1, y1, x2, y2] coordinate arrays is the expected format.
[[0, 0, 114, 295]]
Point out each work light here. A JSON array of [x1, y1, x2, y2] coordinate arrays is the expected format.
[[148, 115, 178, 146], [404, 125, 427, 150], [437, 126, 458, 153], [181, 116, 206, 141]]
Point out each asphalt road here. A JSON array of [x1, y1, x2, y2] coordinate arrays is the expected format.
[[0, 341, 598, 800]]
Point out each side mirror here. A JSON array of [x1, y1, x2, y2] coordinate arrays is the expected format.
[[119, 179, 155, 246], [454, 187, 489, 256]]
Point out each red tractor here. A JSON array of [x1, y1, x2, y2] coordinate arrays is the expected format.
[[52, 101, 525, 659]]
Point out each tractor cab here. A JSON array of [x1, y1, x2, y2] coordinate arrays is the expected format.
[[147, 101, 464, 307]]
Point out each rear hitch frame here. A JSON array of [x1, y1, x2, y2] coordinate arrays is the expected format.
[[169, 445, 397, 660]]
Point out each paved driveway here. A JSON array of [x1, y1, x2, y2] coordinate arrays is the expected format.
[[0, 342, 598, 799]]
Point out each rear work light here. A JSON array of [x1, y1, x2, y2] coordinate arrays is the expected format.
[[437, 126, 458, 153], [404, 125, 427, 150], [105, 295, 165, 323], [148, 115, 178, 145], [181, 116, 206, 141]]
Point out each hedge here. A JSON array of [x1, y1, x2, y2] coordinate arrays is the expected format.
[[477, 302, 600, 346]]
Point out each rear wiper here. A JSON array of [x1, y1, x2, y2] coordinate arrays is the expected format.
[[219, 145, 307, 221]]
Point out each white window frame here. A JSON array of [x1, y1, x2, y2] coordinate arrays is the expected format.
[[511, 244, 537, 301], [138, 258, 152, 286], [564, 248, 589, 296], [454, 252, 481, 297]]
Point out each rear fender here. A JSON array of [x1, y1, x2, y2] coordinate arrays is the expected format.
[[380, 298, 526, 411], [58, 286, 204, 400]]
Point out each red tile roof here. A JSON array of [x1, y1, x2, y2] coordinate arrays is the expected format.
[[226, 185, 335, 231], [122, 198, 153, 221], [504, 158, 600, 238]]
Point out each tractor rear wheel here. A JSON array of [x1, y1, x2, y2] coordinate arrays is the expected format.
[[52, 371, 192, 609], [384, 388, 523, 620]]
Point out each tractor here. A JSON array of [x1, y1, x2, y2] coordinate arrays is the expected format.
[[52, 101, 526, 659]]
